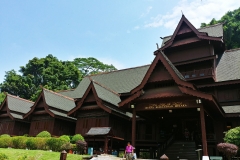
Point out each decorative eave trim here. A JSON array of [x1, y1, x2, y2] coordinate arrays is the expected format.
[[119, 90, 142, 107], [179, 86, 225, 116]]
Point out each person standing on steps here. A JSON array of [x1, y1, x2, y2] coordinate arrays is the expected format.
[[125, 142, 134, 160]]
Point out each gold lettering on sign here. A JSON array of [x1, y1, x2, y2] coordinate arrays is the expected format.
[[145, 102, 187, 110]]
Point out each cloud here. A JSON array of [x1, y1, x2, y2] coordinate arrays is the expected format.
[[133, 26, 140, 30], [140, 6, 153, 18], [144, 0, 238, 29]]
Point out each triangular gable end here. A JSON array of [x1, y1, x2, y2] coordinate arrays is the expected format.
[[159, 15, 206, 51], [23, 90, 54, 119], [0, 96, 14, 120], [68, 81, 111, 116], [131, 52, 194, 94], [119, 51, 195, 107], [0, 96, 8, 111]]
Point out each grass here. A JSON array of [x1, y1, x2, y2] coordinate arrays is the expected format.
[[0, 148, 89, 160]]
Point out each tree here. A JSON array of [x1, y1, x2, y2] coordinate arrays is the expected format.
[[224, 126, 240, 147], [0, 55, 81, 101], [73, 57, 117, 79], [201, 7, 240, 49], [0, 55, 117, 101], [0, 92, 6, 104]]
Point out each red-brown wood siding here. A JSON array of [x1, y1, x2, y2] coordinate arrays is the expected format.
[[166, 44, 213, 63], [29, 115, 54, 136], [75, 111, 109, 136], [0, 118, 15, 135], [13, 121, 30, 136], [52, 119, 75, 136], [148, 63, 172, 83]]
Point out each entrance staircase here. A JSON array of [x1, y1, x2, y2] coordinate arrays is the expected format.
[[163, 141, 198, 160]]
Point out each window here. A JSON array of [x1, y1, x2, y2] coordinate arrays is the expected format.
[[200, 73, 205, 76], [184, 75, 189, 78]]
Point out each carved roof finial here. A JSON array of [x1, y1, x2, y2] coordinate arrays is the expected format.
[[156, 43, 159, 49]]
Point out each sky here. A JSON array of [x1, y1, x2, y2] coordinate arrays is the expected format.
[[0, 0, 239, 83]]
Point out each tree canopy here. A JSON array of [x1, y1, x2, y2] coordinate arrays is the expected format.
[[73, 57, 117, 79], [201, 7, 240, 49], [0, 55, 117, 102]]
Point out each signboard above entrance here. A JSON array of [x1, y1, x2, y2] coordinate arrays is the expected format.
[[145, 102, 187, 110]]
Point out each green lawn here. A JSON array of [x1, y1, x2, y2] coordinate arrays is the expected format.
[[0, 148, 88, 160]]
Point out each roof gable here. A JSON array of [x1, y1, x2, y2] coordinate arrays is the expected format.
[[159, 15, 222, 51], [68, 81, 112, 116]]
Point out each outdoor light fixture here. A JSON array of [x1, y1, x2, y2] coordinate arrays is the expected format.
[[162, 117, 163, 119], [131, 104, 135, 109], [197, 108, 200, 111], [169, 110, 172, 113], [196, 99, 202, 104]]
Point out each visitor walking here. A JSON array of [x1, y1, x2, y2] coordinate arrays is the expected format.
[[125, 142, 134, 160]]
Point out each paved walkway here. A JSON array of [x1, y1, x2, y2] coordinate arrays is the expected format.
[[89, 155, 158, 160]]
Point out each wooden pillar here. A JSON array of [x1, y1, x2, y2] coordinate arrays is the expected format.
[[104, 136, 109, 153], [200, 106, 208, 156], [132, 107, 136, 147]]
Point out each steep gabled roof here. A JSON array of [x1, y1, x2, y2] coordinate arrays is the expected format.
[[0, 94, 33, 120], [43, 89, 75, 112], [24, 88, 76, 121], [216, 48, 240, 82], [119, 51, 195, 106], [68, 79, 126, 117], [59, 65, 150, 99], [5, 94, 33, 114], [160, 15, 223, 49]]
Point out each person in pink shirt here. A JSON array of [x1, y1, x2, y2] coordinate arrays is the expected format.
[[125, 142, 134, 160]]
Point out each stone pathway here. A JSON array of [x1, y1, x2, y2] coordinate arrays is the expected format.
[[89, 155, 158, 160]]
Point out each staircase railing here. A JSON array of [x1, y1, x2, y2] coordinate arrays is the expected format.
[[159, 133, 175, 156]]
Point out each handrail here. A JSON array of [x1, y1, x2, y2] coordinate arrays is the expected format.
[[181, 68, 214, 79], [159, 133, 175, 157]]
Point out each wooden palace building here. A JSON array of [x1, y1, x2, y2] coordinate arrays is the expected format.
[[0, 15, 240, 159]]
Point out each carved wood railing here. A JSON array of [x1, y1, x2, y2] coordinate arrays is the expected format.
[[181, 68, 214, 80]]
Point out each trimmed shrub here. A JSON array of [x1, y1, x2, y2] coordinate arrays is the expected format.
[[35, 137, 49, 150], [36, 131, 51, 138], [217, 143, 238, 160], [26, 137, 37, 150], [224, 126, 240, 147], [0, 153, 8, 160], [76, 140, 87, 154], [0, 137, 12, 148], [59, 135, 70, 142], [71, 134, 84, 143], [0, 134, 10, 138], [61, 142, 73, 151], [12, 136, 27, 149], [46, 137, 68, 151]]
